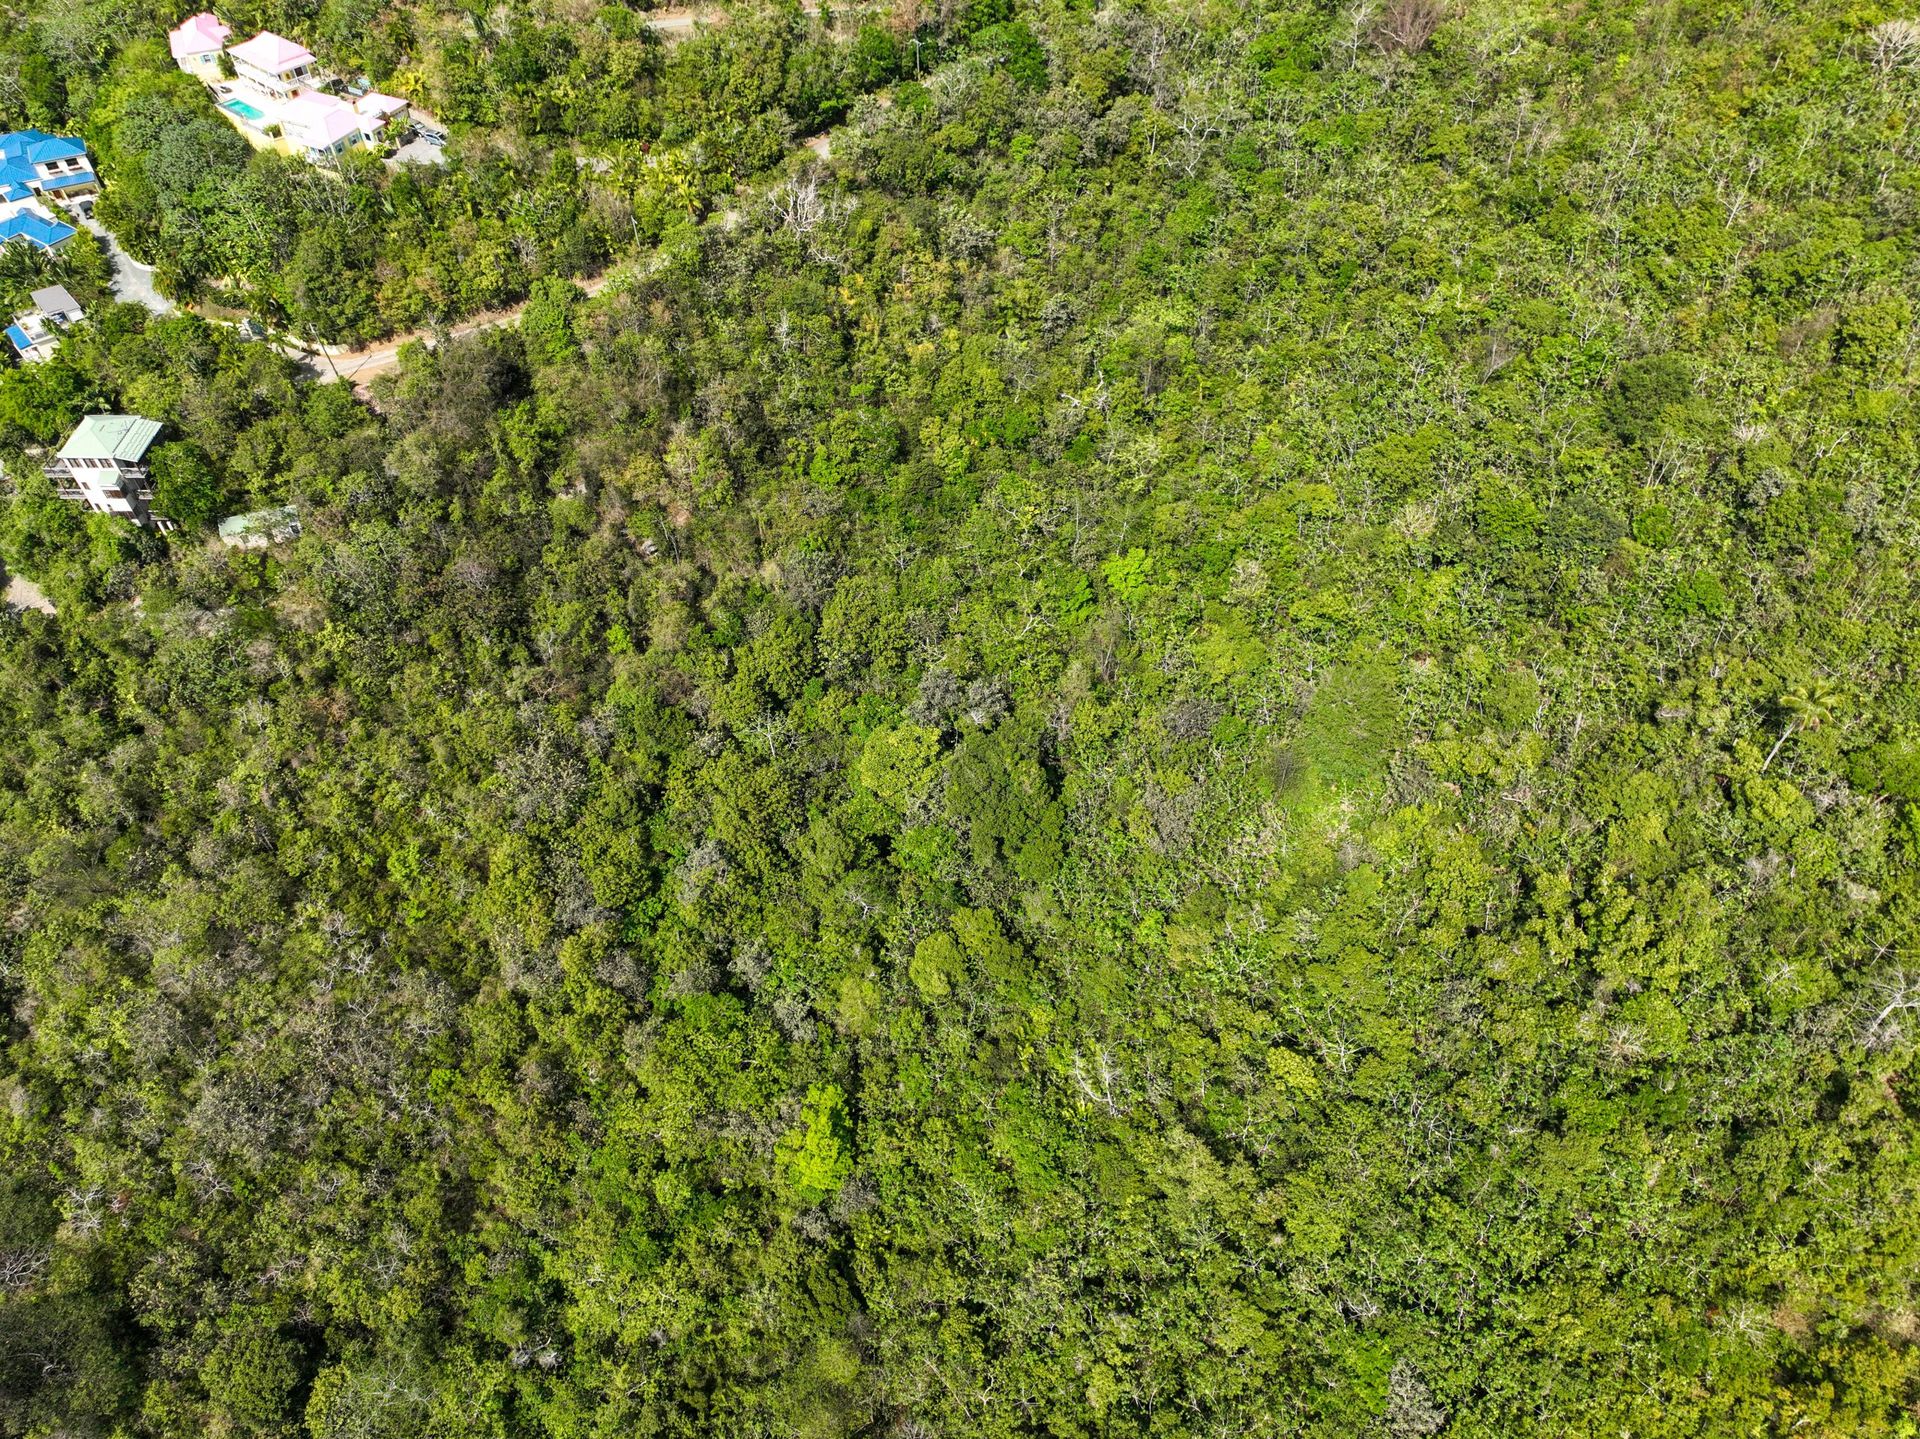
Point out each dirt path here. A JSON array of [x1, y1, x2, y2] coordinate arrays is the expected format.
[[312, 130, 847, 383], [645, 0, 838, 41], [298, 27, 864, 386], [4, 574, 56, 615], [307, 270, 621, 385]]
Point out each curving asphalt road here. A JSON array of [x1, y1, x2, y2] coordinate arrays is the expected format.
[[81, 217, 172, 315]]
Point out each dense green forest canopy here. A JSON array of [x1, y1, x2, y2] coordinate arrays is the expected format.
[[4, 0, 1920, 1435]]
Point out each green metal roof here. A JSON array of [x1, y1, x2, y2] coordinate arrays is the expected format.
[[218, 505, 301, 543], [58, 414, 162, 463]]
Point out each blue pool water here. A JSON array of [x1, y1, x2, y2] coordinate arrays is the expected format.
[[221, 98, 266, 122]]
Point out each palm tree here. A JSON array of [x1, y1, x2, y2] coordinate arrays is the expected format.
[[0, 237, 69, 315], [1761, 677, 1841, 772]]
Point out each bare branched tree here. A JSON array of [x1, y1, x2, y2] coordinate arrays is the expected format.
[[1870, 19, 1920, 78], [1370, 0, 1450, 57], [1858, 963, 1920, 1051]]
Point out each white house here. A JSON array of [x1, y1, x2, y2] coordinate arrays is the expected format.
[[167, 11, 232, 79], [30, 284, 82, 325], [226, 31, 319, 100], [45, 415, 169, 528], [6, 285, 83, 363]]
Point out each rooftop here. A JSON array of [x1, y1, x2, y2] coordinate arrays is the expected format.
[[168, 11, 232, 58], [218, 505, 301, 544], [0, 130, 88, 166], [280, 91, 362, 148], [0, 205, 75, 249], [29, 284, 80, 316], [354, 92, 408, 119], [227, 31, 315, 74], [58, 415, 163, 464], [0, 130, 92, 202]]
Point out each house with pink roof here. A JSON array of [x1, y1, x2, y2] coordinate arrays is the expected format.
[[227, 31, 318, 99], [167, 12, 232, 79], [278, 92, 364, 162], [352, 91, 410, 135], [166, 17, 405, 168]]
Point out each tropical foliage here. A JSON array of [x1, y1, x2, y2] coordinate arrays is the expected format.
[[3, 0, 1920, 1436]]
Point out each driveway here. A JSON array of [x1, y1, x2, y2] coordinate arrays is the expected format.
[[387, 134, 448, 168], [80, 217, 172, 315]]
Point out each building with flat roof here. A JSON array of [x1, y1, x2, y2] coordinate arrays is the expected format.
[[218, 505, 301, 548], [6, 285, 83, 363]]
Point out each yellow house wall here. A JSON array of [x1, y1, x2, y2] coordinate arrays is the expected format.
[[211, 107, 298, 157]]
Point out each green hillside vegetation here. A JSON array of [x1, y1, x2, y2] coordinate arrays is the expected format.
[[3, 0, 1920, 1435], [1, 0, 930, 338]]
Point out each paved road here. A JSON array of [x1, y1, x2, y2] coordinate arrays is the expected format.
[[81, 217, 172, 315]]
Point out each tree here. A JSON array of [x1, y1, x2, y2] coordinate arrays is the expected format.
[[1761, 677, 1842, 772], [148, 440, 224, 529], [776, 1084, 854, 1203]]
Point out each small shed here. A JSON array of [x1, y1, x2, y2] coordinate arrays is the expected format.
[[218, 504, 301, 549]]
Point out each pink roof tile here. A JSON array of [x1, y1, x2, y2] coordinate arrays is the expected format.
[[280, 92, 362, 148], [168, 11, 232, 58], [227, 31, 315, 74], [354, 92, 408, 119]]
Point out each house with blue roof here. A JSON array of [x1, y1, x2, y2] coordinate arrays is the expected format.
[[0, 130, 94, 253], [0, 206, 75, 251], [7, 285, 83, 363], [0, 130, 97, 204]]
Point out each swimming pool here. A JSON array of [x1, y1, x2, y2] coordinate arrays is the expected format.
[[221, 98, 266, 123]]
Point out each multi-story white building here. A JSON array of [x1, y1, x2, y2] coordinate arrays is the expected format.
[[226, 31, 320, 100], [45, 415, 169, 529]]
